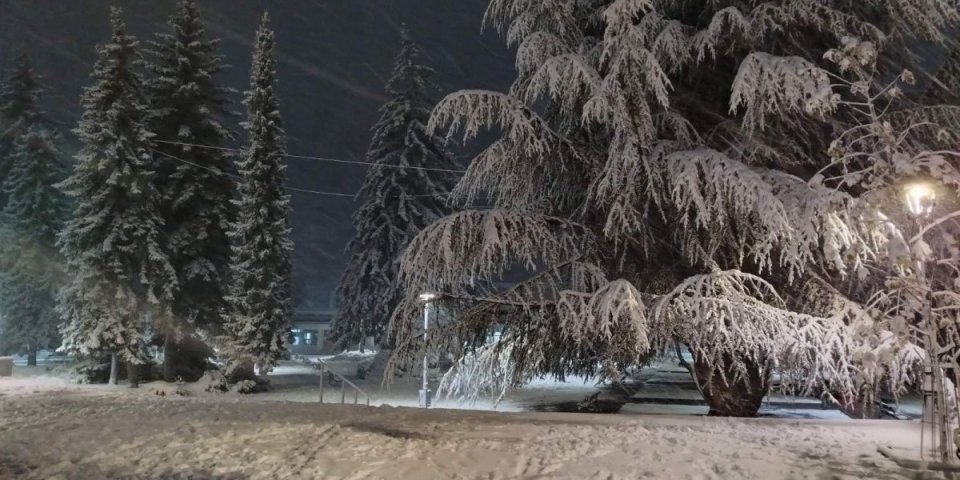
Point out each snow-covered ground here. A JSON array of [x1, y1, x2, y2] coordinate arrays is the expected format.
[[252, 360, 600, 412], [0, 359, 934, 479], [0, 381, 927, 480]]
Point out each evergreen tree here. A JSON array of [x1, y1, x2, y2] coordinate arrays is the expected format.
[[58, 8, 177, 386], [0, 53, 43, 201], [390, 0, 960, 416], [0, 53, 46, 357], [330, 28, 457, 349], [0, 127, 68, 366], [144, 0, 235, 382], [223, 12, 293, 381]]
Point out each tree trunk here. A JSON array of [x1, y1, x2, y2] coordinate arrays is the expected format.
[[226, 359, 256, 383], [26, 347, 37, 367], [163, 332, 175, 382], [163, 330, 211, 382], [109, 353, 119, 385], [127, 361, 140, 388], [692, 350, 770, 417], [839, 395, 879, 419]]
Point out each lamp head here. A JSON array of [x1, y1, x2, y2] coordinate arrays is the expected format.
[[904, 182, 936, 218], [418, 292, 438, 302]]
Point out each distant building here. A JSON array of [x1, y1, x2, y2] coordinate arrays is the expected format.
[[290, 294, 339, 355]]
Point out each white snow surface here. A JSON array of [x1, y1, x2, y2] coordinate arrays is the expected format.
[[259, 360, 598, 412], [0, 371, 927, 480]]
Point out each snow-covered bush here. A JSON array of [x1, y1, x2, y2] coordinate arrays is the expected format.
[[203, 370, 229, 393], [234, 379, 259, 395]]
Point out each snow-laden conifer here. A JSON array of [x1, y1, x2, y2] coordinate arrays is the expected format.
[[222, 12, 293, 381], [0, 54, 42, 202], [143, 0, 235, 381], [0, 127, 68, 366], [58, 8, 176, 385], [0, 52, 46, 352], [330, 28, 457, 348], [390, 0, 960, 416]]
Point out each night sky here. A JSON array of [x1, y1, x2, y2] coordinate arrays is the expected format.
[[0, 0, 515, 309]]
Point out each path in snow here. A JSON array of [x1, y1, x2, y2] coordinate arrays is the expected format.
[[0, 386, 926, 480]]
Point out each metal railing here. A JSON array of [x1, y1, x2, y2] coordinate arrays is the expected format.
[[293, 355, 371, 406]]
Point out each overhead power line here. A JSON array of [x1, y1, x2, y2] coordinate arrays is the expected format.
[[152, 139, 468, 174], [152, 148, 356, 198], [152, 148, 451, 200]]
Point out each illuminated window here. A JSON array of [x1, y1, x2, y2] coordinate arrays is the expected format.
[[291, 329, 320, 346]]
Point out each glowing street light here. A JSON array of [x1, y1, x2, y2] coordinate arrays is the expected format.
[[901, 181, 951, 460], [904, 182, 936, 218], [418, 292, 438, 408]]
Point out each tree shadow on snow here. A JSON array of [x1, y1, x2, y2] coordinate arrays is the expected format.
[[812, 454, 920, 480], [100, 468, 250, 480], [341, 421, 434, 440], [0, 453, 37, 478]]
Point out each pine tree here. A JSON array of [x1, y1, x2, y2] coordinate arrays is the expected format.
[[58, 8, 177, 386], [389, 0, 959, 416], [0, 53, 43, 203], [223, 12, 293, 381], [144, 0, 235, 382], [330, 28, 457, 350], [0, 127, 68, 366], [0, 53, 46, 357]]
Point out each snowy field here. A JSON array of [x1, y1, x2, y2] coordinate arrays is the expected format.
[[0, 371, 930, 480]]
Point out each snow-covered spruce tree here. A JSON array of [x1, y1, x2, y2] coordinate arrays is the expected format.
[[0, 53, 43, 202], [388, 0, 958, 416], [0, 127, 68, 366], [330, 28, 457, 350], [222, 12, 293, 382], [144, 0, 235, 382], [0, 52, 46, 354], [58, 8, 177, 386]]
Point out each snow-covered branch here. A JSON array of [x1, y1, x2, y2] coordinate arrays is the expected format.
[[397, 209, 596, 294], [731, 53, 836, 132]]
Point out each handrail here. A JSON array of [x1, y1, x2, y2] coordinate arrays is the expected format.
[[292, 355, 371, 406]]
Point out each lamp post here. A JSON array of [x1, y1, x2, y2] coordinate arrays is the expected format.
[[903, 182, 947, 461], [418, 292, 438, 408]]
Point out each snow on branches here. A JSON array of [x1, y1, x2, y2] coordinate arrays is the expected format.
[[556, 279, 650, 354], [429, 90, 569, 159], [429, 87, 591, 216], [438, 342, 526, 405], [657, 148, 792, 268], [397, 210, 595, 295], [484, 0, 580, 46], [58, 8, 177, 365], [515, 32, 572, 79], [388, 0, 960, 409], [692, 7, 749, 62], [730, 53, 836, 132], [331, 28, 456, 347], [654, 271, 857, 398], [222, 13, 293, 378]]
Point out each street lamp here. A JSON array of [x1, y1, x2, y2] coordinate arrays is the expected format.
[[902, 181, 949, 461], [418, 292, 438, 408]]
